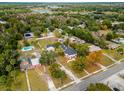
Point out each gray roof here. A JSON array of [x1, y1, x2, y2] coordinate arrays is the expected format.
[[61, 44, 77, 55], [46, 45, 54, 48]]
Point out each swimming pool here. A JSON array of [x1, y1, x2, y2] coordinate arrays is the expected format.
[[21, 46, 34, 52]]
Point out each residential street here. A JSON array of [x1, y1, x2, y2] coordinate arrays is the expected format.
[[62, 62, 124, 91]]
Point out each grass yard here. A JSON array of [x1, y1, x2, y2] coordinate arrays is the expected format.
[[28, 70, 48, 91], [67, 62, 87, 78], [104, 44, 124, 61], [58, 56, 87, 78], [38, 37, 58, 49], [100, 55, 115, 66], [85, 64, 101, 73], [11, 71, 28, 91], [47, 66, 72, 88]]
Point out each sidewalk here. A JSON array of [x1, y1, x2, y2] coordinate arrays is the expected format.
[[25, 70, 31, 91], [57, 62, 81, 83]]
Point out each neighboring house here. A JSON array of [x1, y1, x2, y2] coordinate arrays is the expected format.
[[112, 21, 124, 27], [0, 20, 6, 24], [107, 42, 120, 49], [69, 36, 85, 44], [78, 23, 85, 28], [19, 57, 32, 71], [67, 26, 73, 30], [61, 44, 77, 59], [46, 45, 55, 52], [89, 45, 102, 52], [24, 32, 34, 39], [58, 38, 64, 43], [112, 38, 124, 44]]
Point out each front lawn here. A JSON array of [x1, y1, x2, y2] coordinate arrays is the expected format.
[[100, 56, 115, 66], [85, 64, 101, 73], [47, 66, 72, 88], [103, 44, 124, 61], [28, 70, 48, 91], [11, 71, 28, 91]]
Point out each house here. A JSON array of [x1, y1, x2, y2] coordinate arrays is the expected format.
[[69, 36, 85, 44], [0, 20, 6, 24], [67, 26, 73, 30], [89, 45, 102, 52], [112, 38, 124, 44], [78, 23, 85, 28], [19, 57, 31, 71], [24, 32, 34, 39], [58, 38, 64, 43], [107, 41, 120, 49], [30, 57, 40, 67], [46, 45, 55, 52], [61, 44, 77, 59]]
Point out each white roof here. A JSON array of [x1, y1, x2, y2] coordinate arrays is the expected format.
[[31, 58, 40, 66], [89, 45, 102, 52]]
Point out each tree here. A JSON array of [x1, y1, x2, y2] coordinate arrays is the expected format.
[[51, 70, 66, 85], [106, 32, 118, 41], [53, 30, 62, 38], [40, 51, 56, 65], [102, 19, 112, 29], [71, 57, 85, 72], [49, 63, 66, 85], [0, 75, 7, 84], [87, 83, 112, 91], [49, 63, 60, 72], [73, 44, 89, 56], [10, 59, 16, 83], [5, 65, 12, 73], [86, 51, 103, 66], [117, 48, 123, 55], [34, 31, 41, 38]]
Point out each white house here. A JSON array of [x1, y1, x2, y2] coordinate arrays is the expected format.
[[0, 20, 6, 24], [30, 57, 40, 67], [46, 45, 55, 52], [89, 45, 102, 52]]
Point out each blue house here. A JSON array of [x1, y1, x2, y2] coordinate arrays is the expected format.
[[61, 44, 77, 59]]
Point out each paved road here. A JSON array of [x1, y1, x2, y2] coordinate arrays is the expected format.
[[62, 62, 124, 91]]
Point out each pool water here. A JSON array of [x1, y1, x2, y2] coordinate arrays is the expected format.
[[22, 46, 34, 51]]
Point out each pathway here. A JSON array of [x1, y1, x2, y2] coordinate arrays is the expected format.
[[25, 70, 31, 91], [57, 61, 81, 83], [35, 67, 57, 91], [103, 53, 119, 64], [96, 63, 107, 71]]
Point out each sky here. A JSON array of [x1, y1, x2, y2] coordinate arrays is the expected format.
[[0, 0, 123, 2]]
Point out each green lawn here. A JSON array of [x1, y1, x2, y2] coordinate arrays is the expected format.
[[103, 44, 124, 61], [28, 70, 48, 91], [100, 56, 115, 66], [11, 71, 28, 91], [38, 38, 58, 49]]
